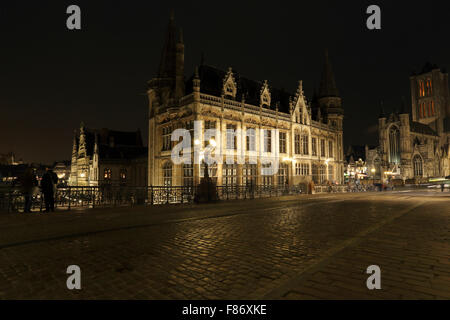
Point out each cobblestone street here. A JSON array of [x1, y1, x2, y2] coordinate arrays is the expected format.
[[0, 191, 449, 299]]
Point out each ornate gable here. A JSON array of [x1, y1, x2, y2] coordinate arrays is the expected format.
[[260, 80, 271, 107], [222, 67, 237, 99]]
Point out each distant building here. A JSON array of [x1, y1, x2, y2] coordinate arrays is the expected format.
[[53, 161, 71, 186], [344, 145, 380, 182], [0, 152, 22, 166], [69, 123, 147, 187], [146, 14, 345, 188], [375, 63, 450, 181]]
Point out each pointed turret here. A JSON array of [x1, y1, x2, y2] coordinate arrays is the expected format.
[[319, 49, 339, 98], [152, 11, 185, 105], [158, 12, 177, 78], [78, 122, 87, 158]]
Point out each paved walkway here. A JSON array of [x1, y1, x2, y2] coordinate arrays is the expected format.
[[0, 191, 449, 299]]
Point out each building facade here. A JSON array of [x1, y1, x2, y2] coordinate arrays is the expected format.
[[147, 15, 345, 188], [69, 123, 147, 187], [376, 63, 450, 181]]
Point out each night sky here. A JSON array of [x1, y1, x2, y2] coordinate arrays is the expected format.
[[1, 1, 449, 164]]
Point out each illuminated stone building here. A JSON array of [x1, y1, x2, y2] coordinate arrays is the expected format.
[[376, 63, 450, 181], [69, 123, 147, 187], [147, 15, 345, 188]]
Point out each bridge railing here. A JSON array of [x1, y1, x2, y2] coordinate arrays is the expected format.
[[0, 184, 306, 213]]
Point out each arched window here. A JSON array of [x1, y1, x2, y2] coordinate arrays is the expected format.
[[162, 162, 172, 186], [389, 126, 401, 164], [413, 155, 423, 177]]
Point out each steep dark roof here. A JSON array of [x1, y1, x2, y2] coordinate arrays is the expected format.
[[78, 128, 146, 160], [186, 65, 292, 114], [410, 122, 438, 136]]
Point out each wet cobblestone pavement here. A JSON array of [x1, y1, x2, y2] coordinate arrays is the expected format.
[[0, 191, 449, 299]]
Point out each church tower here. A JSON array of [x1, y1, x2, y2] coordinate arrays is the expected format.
[[410, 63, 450, 136], [147, 12, 185, 186], [148, 12, 185, 116], [316, 50, 345, 183]]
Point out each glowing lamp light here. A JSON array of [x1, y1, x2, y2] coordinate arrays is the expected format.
[[209, 139, 217, 147], [371, 168, 376, 173], [80, 172, 86, 178], [194, 139, 200, 145]]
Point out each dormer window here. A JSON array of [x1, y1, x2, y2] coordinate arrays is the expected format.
[[260, 80, 271, 107], [222, 67, 237, 99]]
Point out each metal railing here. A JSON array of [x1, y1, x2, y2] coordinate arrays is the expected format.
[[0, 184, 305, 213]]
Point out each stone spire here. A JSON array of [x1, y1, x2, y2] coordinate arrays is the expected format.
[[157, 11, 177, 78], [71, 129, 78, 158], [93, 132, 98, 155], [78, 121, 86, 158], [319, 49, 339, 98]]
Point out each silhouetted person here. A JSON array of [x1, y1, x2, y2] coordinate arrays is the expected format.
[[19, 168, 37, 213], [441, 183, 445, 192], [41, 167, 58, 212]]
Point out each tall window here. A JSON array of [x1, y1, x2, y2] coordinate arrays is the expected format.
[[312, 164, 318, 183], [246, 127, 256, 151], [262, 163, 273, 186], [302, 135, 309, 155], [162, 126, 172, 151], [183, 163, 193, 186], [426, 79, 432, 95], [312, 137, 317, 156], [264, 130, 272, 153], [222, 164, 237, 186], [226, 124, 237, 150], [279, 132, 286, 153], [163, 162, 172, 186], [328, 165, 334, 182], [294, 134, 301, 154], [319, 165, 326, 184], [302, 163, 310, 176], [389, 126, 401, 164], [419, 80, 425, 97], [243, 163, 257, 186], [320, 139, 326, 157], [328, 141, 333, 158], [277, 163, 288, 185], [431, 101, 435, 116], [204, 120, 216, 147], [295, 163, 301, 175], [183, 120, 194, 148], [413, 155, 423, 177]]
